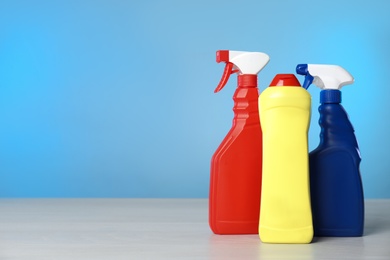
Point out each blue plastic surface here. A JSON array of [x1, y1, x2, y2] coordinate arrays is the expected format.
[[296, 64, 313, 89], [320, 89, 341, 103], [310, 90, 364, 236]]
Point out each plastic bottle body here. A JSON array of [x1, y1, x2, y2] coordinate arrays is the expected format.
[[259, 86, 313, 243], [310, 98, 364, 237], [209, 86, 262, 234]]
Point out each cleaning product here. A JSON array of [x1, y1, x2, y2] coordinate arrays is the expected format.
[[258, 74, 313, 243], [296, 64, 364, 237], [209, 50, 269, 234]]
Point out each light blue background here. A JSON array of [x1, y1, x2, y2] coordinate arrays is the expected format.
[[0, 0, 389, 198]]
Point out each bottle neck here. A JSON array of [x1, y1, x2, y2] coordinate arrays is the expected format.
[[320, 89, 342, 104], [318, 102, 358, 147], [232, 75, 260, 125]]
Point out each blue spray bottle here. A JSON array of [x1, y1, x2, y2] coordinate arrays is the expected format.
[[296, 64, 364, 237]]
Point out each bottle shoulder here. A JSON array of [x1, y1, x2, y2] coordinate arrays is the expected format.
[[310, 144, 361, 161], [260, 87, 310, 111], [212, 124, 262, 158], [261, 86, 310, 96]]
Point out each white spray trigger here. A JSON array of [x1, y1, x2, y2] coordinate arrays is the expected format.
[[214, 50, 270, 93], [307, 64, 354, 90]]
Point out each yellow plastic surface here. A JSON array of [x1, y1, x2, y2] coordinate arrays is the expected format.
[[258, 87, 313, 244]]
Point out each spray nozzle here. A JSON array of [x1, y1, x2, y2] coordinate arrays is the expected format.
[[296, 64, 314, 89], [214, 50, 269, 93], [296, 64, 354, 90]]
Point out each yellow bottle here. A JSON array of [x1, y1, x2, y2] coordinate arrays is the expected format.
[[258, 74, 313, 244]]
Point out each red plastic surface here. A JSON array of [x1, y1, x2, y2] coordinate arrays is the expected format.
[[270, 74, 301, 87], [216, 50, 229, 63], [209, 85, 262, 234], [238, 74, 257, 88], [214, 62, 234, 93]]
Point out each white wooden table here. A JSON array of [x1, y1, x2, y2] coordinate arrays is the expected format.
[[0, 199, 389, 259]]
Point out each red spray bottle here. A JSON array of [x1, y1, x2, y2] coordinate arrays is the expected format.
[[209, 50, 270, 234]]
